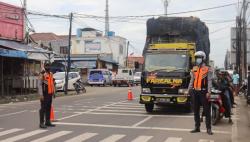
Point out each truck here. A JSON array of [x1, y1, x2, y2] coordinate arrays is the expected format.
[[140, 17, 210, 112], [112, 68, 134, 87]]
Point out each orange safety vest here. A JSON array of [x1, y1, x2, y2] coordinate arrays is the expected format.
[[43, 72, 55, 95], [193, 66, 209, 90]]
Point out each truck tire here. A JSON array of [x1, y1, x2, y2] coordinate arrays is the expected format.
[[145, 104, 154, 113]]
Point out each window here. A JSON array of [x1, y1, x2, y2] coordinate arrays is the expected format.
[[60, 46, 68, 54], [119, 44, 123, 54]]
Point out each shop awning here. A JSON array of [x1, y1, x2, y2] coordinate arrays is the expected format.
[[0, 39, 51, 60], [0, 48, 27, 58]]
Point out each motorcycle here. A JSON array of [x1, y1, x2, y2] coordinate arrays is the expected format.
[[210, 89, 226, 125], [73, 79, 86, 94], [209, 88, 234, 125]]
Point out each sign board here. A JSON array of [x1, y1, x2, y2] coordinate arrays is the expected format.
[[85, 42, 101, 53]]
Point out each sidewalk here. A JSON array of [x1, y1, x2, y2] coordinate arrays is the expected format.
[[233, 96, 250, 142]]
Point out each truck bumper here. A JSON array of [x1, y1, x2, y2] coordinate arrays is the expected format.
[[140, 93, 191, 106]]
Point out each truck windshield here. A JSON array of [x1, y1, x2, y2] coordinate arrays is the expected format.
[[144, 53, 188, 72]]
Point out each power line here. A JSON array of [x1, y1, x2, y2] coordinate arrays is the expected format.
[[75, 2, 237, 19]]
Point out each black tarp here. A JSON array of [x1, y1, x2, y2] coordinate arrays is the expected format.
[[145, 17, 210, 60]]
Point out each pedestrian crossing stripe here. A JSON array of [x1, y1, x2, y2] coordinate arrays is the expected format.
[[30, 131, 72, 142], [0, 128, 216, 142], [64, 133, 98, 142], [0, 129, 47, 142]]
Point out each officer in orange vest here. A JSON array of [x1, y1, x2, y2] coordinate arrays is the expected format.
[[38, 62, 56, 129], [187, 51, 213, 135]]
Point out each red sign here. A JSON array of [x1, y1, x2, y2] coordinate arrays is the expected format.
[[0, 2, 24, 41]]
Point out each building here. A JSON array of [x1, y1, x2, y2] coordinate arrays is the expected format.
[[0, 2, 51, 96], [127, 56, 144, 72], [72, 28, 127, 67], [225, 27, 250, 70]]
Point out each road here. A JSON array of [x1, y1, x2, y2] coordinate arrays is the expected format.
[[0, 86, 238, 142]]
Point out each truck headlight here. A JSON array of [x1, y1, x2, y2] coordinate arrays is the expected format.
[[142, 88, 151, 93], [178, 89, 188, 94]]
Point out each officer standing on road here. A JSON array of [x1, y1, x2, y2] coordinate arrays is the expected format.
[[38, 62, 56, 129], [187, 51, 213, 135]]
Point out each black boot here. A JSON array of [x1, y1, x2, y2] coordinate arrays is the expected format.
[[45, 122, 56, 127], [207, 129, 213, 135], [39, 124, 47, 129], [190, 128, 200, 133]]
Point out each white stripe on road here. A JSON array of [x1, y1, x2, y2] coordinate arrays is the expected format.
[[0, 128, 23, 137], [58, 100, 129, 120], [64, 133, 98, 142], [55, 122, 231, 134], [132, 116, 153, 127], [199, 139, 214, 142], [0, 130, 47, 142], [0, 110, 27, 118], [131, 136, 153, 142], [165, 137, 182, 142], [99, 134, 125, 142], [31, 131, 72, 142], [73, 112, 194, 118], [103, 106, 144, 110], [94, 109, 143, 113]]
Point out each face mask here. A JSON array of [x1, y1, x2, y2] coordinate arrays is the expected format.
[[196, 58, 203, 65]]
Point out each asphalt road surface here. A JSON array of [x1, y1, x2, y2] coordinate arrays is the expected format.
[[0, 86, 238, 142]]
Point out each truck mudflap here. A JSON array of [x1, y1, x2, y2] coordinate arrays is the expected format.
[[140, 94, 191, 105]]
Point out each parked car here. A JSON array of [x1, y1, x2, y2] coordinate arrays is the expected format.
[[54, 72, 81, 91], [87, 69, 112, 86], [134, 72, 141, 85], [112, 68, 134, 87]]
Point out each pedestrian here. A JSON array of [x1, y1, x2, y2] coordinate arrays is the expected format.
[[37, 62, 56, 129], [232, 71, 240, 96], [186, 51, 213, 135]]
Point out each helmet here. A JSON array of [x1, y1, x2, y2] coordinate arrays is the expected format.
[[194, 51, 206, 60]]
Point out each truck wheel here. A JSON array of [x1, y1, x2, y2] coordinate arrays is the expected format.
[[145, 104, 154, 113]]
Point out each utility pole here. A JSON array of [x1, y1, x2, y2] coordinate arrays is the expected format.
[[105, 0, 110, 36], [163, 0, 169, 15], [23, 0, 27, 43], [126, 41, 129, 67], [242, 0, 248, 80], [236, 16, 242, 81], [65, 13, 73, 95]]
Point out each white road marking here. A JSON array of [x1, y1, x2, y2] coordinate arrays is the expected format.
[[99, 134, 125, 142], [165, 137, 182, 142], [0, 129, 47, 142], [0, 128, 23, 137], [58, 100, 129, 120], [31, 131, 72, 142], [199, 139, 214, 142], [94, 109, 143, 113], [64, 133, 98, 142], [131, 136, 153, 142], [55, 122, 231, 134], [132, 116, 153, 127], [72, 111, 194, 118], [103, 106, 144, 110], [0, 110, 27, 118]]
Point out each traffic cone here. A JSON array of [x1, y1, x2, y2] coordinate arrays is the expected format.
[[50, 105, 55, 122], [127, 88, 134, 100]]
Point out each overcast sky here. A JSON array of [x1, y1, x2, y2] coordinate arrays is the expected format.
[[2, 0, 242, 67]]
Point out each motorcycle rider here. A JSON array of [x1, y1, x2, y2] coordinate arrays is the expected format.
[[215, 71, 233, 123], [187, 51, 213, 135]]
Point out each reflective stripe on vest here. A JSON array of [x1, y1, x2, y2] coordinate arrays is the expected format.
[[193, 66, 209, 90], [43, 73, 54, 94]]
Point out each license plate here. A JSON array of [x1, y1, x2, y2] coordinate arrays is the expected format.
[[157, 98, 170, 103]]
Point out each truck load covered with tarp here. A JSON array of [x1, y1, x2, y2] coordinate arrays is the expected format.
[[144, 17, 210, 61]]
